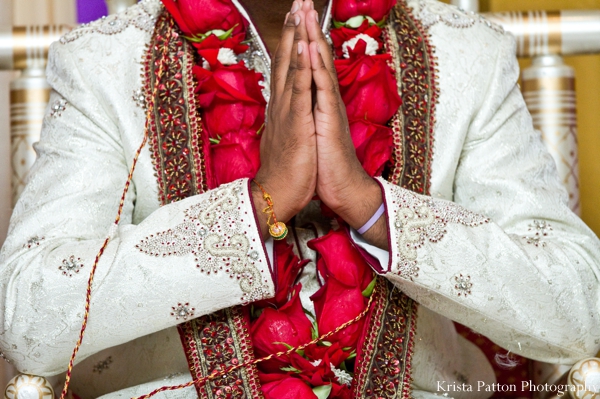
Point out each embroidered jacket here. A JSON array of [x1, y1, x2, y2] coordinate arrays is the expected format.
[[0, 0, 599, 397]]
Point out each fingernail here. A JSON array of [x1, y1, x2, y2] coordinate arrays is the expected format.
[[291, 2, 299, 14], [284, 12, 290, 24], [315, 12, 319, 22], [298, 42, 303, 54], [317, 44, 321, 54], [311, 1, 314, 9], [294, 14, 300, 26]]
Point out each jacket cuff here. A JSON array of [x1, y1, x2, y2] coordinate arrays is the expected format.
[[376, 177, 489, 279]]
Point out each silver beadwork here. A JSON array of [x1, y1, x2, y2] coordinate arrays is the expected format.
[[59, 255, 84, 277], [60, 0, 158, 44], [132, 89, 146, 109], [454, 274, 472, 296], [397, 260, 419, 281], [417, 0, 504, 33], [524, 220, 553, 247], [24, 236, 44, 249], [391, 184, 488, 267], [50, 99, 68, 118], [171, 302, 195, 320], [137, 181, 269, 302]]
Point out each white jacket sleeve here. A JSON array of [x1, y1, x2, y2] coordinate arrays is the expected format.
[[378, 34, 600, 364], [0, 42, 274, 376]]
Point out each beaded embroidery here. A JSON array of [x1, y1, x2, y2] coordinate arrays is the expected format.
[[414, 0, 504, 34], [386, 182, 488, 274], [178, 308, 263, 398], [454, 274, 473, 296], [49, 99, 67, 118], [171, 303, 195, 320], [352, 278, 417, 398], [524, 220, 553, 247], [132, 89, 146, 109], [136, 181, 269, 302], [23, 236, 44, 249], [60, 0, 160, 44], [59, 255, 84, 277]]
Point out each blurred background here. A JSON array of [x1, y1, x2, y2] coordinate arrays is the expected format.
[[0, 0, 599, 393]]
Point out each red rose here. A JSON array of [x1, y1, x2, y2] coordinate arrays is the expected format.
[[308, 229, 374, 292], [289, 352, 336, 386], [332, 0, 396, 23], [251, 287, 312, 373], [255, 241, 309, 309], [349, 119, 393, 177], [288, 352, 353, 399], [161, 0, 247, 38], [308, 229, 374, 348], [310, 276, 366, 348], [331, 383, 353, 399], [304, 342, 350, 369], [261, 377, 317, 399], [193, 62, 266, 140], [335, 41, 401, 124], [192, 32, 249, 55], [330, 20, 382, 58], [210, 130, 261, 186]]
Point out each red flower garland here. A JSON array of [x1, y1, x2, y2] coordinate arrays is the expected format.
[[162, 0, 402, 396]]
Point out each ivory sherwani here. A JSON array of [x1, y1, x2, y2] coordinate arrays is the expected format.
[[0, 0, 599, 397]]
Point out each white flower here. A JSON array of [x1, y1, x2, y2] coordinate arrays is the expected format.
[[202, 48, 238, 70], [332, 365, 353, 386], [217, 48, 238, 65], [342, 33, 379, 59], [310, 359, 323, 367]]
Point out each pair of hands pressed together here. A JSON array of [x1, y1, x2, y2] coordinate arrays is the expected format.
[[252, 0, 389, 250]]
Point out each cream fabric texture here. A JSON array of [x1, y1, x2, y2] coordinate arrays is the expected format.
[[0, 0, 599, 397]]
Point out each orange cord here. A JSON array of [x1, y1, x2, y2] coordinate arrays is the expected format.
[[59, 29, 371, 399], [59, 41, 170, 399], [133, 287, 376, 399]]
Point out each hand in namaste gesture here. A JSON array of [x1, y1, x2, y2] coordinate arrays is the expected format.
[[254, 0, 388, 248]]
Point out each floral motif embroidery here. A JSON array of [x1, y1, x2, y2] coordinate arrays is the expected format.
[[93, 356, 113, 373], [49, 99, 67, 118], [59, 255, 84, 277], [136, 181, 269, 302], [524, 220, 553, 247], [132, 89, 146, 108], [179, 308, 263, 398], [414, 0, 504, 34], [23, 236, 44, 249], [352, 279, 417, 398], [385, 4, 439, 194], [60, 0, 159, 44], [397, 260, 420, 280], [386, 182, 488, 275], [144, 12, 207, 203], [171, 302, 195, 320], [454, 274, 472, 296]]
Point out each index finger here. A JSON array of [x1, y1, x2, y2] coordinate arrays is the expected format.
[[305, 9, 337, 84], [271, 2, 302, 97]]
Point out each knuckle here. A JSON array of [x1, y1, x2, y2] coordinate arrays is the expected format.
[[295, 60, 307, 71], [291, 85, 304, 97], [286, 66, 296, 81], [272, 54, 284, 70]]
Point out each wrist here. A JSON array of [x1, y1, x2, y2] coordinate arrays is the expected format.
[[336, 176, 383, 230], [252, 176, 297, 223]]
